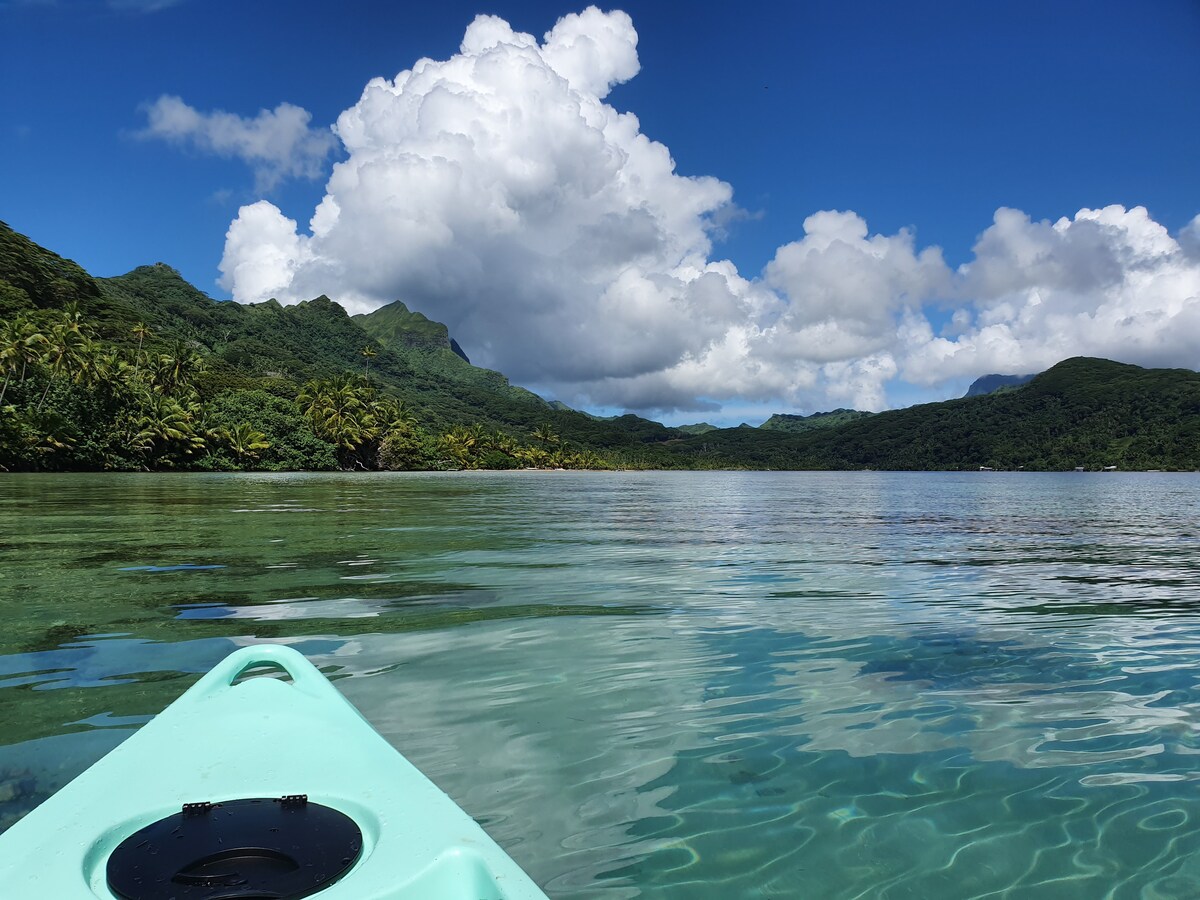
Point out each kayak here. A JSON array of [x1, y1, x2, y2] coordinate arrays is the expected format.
[[0, 644, 551, 899]]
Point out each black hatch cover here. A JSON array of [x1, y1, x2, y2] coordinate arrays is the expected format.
[[106, 795, 362, 900]]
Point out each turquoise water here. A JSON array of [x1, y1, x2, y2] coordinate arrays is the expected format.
[[1, 471, 1199, 897]]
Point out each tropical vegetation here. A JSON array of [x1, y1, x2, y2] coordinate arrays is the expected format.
[[0, 306, 635, 472], [3, 219, 1199, 472]]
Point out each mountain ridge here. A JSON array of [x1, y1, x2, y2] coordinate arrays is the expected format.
[[760, 408, 874, 433], [3, 219, 1198, 471], [667, 357, 1200, 471]]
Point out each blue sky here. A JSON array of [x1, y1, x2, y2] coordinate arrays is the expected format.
[[2, 0, 1198, 424]]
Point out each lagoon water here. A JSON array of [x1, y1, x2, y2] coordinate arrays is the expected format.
[[1, 471, 1200, 897]]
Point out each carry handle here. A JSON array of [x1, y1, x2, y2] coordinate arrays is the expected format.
[[186, 644, 342, 702]]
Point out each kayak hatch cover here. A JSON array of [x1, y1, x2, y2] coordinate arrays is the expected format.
[[0, 644, 552, 899]]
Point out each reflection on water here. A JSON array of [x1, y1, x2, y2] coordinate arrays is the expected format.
[[2, 471, 1200, 896]]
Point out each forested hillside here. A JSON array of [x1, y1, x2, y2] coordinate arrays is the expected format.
[[759, 409, 874, 433], [670, 358, 1200, 471], [0, 221, 686, 471], [3, 220, 1198, 472]]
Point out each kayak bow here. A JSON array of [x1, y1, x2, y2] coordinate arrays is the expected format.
[[0, 644, 550, 899]]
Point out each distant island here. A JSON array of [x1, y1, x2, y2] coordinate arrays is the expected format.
[[3, 220, 1199, 473]]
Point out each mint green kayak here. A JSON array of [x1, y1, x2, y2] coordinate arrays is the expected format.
[[0, 644, 551, 899]]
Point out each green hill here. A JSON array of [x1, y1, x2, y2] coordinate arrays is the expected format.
[[0, 221, 692, 466], [0, 224, 103, 320], [95, 263, 553, 432], [671, 358, 1200, 471], [4, 220, 1198, 472], [759, 408, 874, 432]]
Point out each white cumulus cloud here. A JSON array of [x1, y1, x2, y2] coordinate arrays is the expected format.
[[904, 205, 1200, 385], [213, 8, 1200, 420], [140, 95, 336, 191], [760, 210, 951, 369], [220, 7, 760, 412]]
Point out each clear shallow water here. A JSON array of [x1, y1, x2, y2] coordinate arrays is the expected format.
[[1, 471, 1200, 897]]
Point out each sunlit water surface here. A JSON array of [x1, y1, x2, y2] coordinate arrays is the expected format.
[[2, 471, 1200, 898]]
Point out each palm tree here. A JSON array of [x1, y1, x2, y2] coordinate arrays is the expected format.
[[467, 423, 489, 451], [361, 345, 378, 377], [0, 321, 17, 407], [373, 397, 418, 433], [131, 322, 152, 378], [14, 318, 48, 384], [220, 422, 270, 463], [151, 341, 205, 395], [515, 444, 550, 468], [93, 349, 131, 386], [0, 318, 43, 406], [532, 423, 560, 449], [36, 319, 88, 411], [297, 375, 378, 466], [296, 378, 324, 413], [127, 394, 206, 467], [70, 337, 106, 387], [439, 426, 480, 468], [61, 301, 83, 330]]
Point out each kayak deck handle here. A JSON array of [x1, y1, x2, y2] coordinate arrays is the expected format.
[[232, 661, 295, 685], [190, 645, 342, 702]]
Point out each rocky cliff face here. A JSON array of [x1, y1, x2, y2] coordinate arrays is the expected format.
[[964, 373, 1036, 397]]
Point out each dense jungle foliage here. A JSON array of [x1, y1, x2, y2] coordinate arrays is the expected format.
[[0, 304, 644, 472], [3, 220, 1198, 472], [0, 221, 691, 471], [669, 358, 1200, 471]]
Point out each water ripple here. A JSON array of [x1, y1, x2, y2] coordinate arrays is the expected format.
[[2, 471, 1200, 897]]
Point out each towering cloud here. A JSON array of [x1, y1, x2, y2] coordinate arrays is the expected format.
[[210, 8, 1200, 417], [218, 7, 767, 411]]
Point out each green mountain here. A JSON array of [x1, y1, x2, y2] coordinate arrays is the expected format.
[[0, 224, 103, 319], [670, 358, 1200, 471], [4, 220, 1198, 472], [95, 264, 554, 433], [352, 299, 469, 359], [0, 221, 690, 462], [760, 408, 874, 432]]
